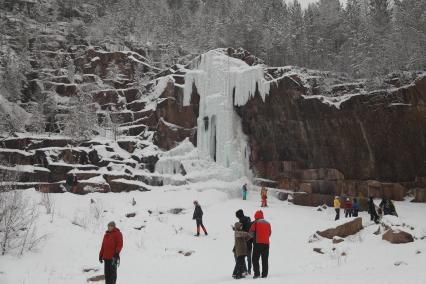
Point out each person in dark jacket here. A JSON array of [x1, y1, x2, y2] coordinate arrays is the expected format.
[[65, 174, 74, 192], [99, 221, 123, 284], [368, 197, 380, 223], [232, 222, 252, 279], [249, 210, 271, 279], [193, 201, 208, 236], [379, 198, 398, 216], [352, 198, 360, 217], [235, 209, 252, 275]]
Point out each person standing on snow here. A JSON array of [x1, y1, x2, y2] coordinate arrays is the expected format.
[[344, 198, 353, 218], [65, 174, 74, 192], [235, 209, 253, 275], [232, 222, 252, 279], [379, 198, 398, 217], [99, 221, 123, 284], [260, 187, 268, 207], [193, 201, 208, 236], [249, 210, 271, 279], [242, 183, 248, 200], [368, 197, 380, 223], [352, 197, 360, 217], [333, 196, 341, 220]]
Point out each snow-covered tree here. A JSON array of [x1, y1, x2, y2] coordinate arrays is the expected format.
[[63, 93, 98, 141]]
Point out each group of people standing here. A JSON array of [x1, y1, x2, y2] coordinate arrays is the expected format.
[[241, 183, 268, 208], [192, 191, 271, 280], [232, 209, 271, 279], [333, 196, 360, 220], [333, 195, 398, 223]]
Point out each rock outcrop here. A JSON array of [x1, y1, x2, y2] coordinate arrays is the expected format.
[[236, 73, 426, 203], [316, 217, 363, 239], [382, 229, 414, 244]]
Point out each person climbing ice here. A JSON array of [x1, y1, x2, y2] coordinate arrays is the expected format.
[[99, 221, 123, 284], [193, 200, 208, 236]]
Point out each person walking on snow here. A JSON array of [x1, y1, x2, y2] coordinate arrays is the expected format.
[[344, 198, 353, 218], [235, 209, 253, 275], [232, 222, 252, 279], [193, 201, 208, 236], [242, 183, 248, 200], [249, 210, 271, 279], [260, 187, 268, 207], [333, 196, 341, 220], [99, 221, 123, 284]]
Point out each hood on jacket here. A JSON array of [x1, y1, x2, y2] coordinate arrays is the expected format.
[[106, 228, 120, 234], [235, 209, 244, 219], [234, 222, 243, 231], [254, 210, 264, 220]]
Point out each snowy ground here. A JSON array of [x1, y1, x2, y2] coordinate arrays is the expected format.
[[1, 185, 425, 284]]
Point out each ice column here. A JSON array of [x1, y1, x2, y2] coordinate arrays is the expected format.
[[183, 50, 270, 178]]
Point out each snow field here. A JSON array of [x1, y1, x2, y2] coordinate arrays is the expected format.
[[0, 186, 425, 284]]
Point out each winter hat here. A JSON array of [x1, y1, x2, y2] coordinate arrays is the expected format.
[[235, 209, 244, 219], [193, 200, 198, 205], [108, 221, 116, 228], [234, 222, 243, 231], [346, 198, 350, 201], [254, 210, 264, 220]]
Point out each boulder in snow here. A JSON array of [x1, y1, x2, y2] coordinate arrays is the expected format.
[[292, 192, 334, 207], [277, 191, 289, 201], [412, 188, 426, 203], [382, 229, 414, 244], [313, 248, 324, 254], [332, 236, 344, 244], [109, 179, 150, 192], [125, 212, 136, 218], [87, 274, 105, 282], [317, 217, 363, 239]]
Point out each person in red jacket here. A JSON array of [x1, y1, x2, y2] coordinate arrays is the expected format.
[[344, 198, 353, 218], [99, 221, 123, 284], [249, 210, 271, 279]]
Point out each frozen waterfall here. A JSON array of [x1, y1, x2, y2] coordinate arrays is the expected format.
[[183, 50, 270, 178]]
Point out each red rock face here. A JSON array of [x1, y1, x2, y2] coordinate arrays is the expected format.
[[236, 76, 426, 190], [153, 82, 199, 150]]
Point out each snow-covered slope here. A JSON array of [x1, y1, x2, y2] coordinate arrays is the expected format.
[[0, 186, 425, 284]]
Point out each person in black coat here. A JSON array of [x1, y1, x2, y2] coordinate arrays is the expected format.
[[379, 198, 398, 217], [368, 197, 379, 224], [193, 201, 208, 236], [235, 209, 253, 275]]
